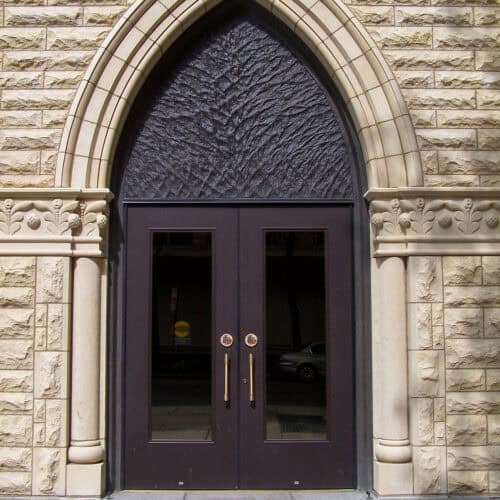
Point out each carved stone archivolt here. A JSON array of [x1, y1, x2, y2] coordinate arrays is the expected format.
[[0, 190, 111, 257], [367, 188, 500, 256]]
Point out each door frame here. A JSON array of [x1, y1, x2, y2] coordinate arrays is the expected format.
[[107, 198, 371, 492]]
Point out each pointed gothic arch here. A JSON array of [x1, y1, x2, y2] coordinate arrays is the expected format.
[[56, 0, 423, 190]]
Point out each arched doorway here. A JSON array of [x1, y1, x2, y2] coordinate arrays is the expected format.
[[110, 2, 364, 490]]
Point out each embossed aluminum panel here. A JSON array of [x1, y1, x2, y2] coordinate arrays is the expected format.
[[119, 5, 353, 201]]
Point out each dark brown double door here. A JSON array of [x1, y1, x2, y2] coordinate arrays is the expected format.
[[124, 206, 354, 490]]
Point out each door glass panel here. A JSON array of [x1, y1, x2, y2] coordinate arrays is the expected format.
[[151, 232, 212, 440], [265, 231, 326, 440]]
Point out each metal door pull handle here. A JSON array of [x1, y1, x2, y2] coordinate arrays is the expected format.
[[249, 352, 255, 407], [224, 353, 230, 408]]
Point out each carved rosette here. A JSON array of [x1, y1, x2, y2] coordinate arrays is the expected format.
[[369, 193, 500, 256], [0, 193, 110, 256]]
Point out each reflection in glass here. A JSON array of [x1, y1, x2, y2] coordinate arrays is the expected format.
[[151, 232, 212, 440], [266, 232, 327, 440]]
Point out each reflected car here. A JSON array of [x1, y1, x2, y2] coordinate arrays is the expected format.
[[279, 342, 326, 382]]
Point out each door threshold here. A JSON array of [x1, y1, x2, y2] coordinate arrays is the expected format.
[[111, 491, 368, 500]]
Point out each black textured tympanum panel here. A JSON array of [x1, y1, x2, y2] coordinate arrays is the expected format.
[[120, 8, 353, 200]]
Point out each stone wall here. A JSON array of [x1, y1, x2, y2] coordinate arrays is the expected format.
[[344, 0, 500, 189], [409, 255, 500, 495], [0, 0, 498, 497], [0, 256, 70, 495]]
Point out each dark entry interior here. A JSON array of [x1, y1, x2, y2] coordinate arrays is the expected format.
[[110, 0, 371, 492]]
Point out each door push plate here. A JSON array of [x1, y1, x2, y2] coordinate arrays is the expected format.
[[244, 333, 258, 348], [220, 333, 234, 348]]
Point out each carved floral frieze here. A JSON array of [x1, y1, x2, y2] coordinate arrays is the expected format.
[[0, 190, 111, 256], [367, 189, 500, 256], [0, 198, 108, 238]]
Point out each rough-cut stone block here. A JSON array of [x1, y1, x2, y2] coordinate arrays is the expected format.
[[32, 448, 65, 496], [0, 309, 33, 338], [410, 398, 434, 445], [0, 393, 32, 414], [0, 28, 45, 50], [396, 6, 472, 25], [44, 71, 84, 89], [2, 89, 75, 110], [3, 50, 94, 71], [35, 305, 46, 328], [46, 399, 67, 447], [0, 111, 41, 128], [0, 258, 34, 287], [435, 70, 500, 88], [447, 391, 500, 414], [0, 371, 32, 393], [489, 415, 500, 443], [0, 415, 31, 446], [0, 448, 31, 472], [34, 351, 68, 399], [478, 90, 500, 109], [491, 470, 500, 492], [480, 175, 500, 186], [443, 256, 482, 285], [47, 304, 68, 351], [5, 7, 82, 26], [447, 338, 500, 368], [0, 472, 30, 495], [40, 151, 57, 175], [485, 309, 500, 337], [0, 151, 39, 175], [0, 72, 43, 89], [447, 415, 487, 445], [445, 287, 500, 307], [421, 151, 438, 174], [384, 50, 474, 70], [410, 110, 435, 128], [0, 129, 62, 150], [0, 340, 32, 370], [424, 174, 479, 187], [36, 257, 70, 303], [435, 27, 500, 49], [42, 110, 68, 128], [483, 257, 500, 284], [395, 70, 434, 88], [433, 325, 444, 349], [368, 27, 432, 48], [33, 422, 44, 446], [408, 303, 432, 349], [447, 369, 485, 391], [84, 6, 127, 26], [33, 399, 45, 423], [407, 257, 443, 302], [409, 350, 445, 397], [475, 7, 500, 25], [476, 51, 500, 71], [448, 445, 500, 470], [413, 446, 446, 494], [47, 27, 109, 50], [478, 129, 500, 149], [434, 397, 445, 421], [434, 421, 445, 445], [444, 308, 483, 338], [416, 129, 476, 149], [0, 288, 34, 308], [487, 370, 500, 390], [439, 150, 500, 174], [35, 327, 46, 351], [438, 110, 500, 127], [432, 303, 443, 326], [0, 175, 53, 188], [351, 6, 393, 24], [448, 470, 488, 494]]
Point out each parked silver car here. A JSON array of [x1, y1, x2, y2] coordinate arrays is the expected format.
[[279, 342, 326, 382]]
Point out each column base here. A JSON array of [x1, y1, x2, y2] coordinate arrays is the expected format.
[[66, 462, 105, 496], [374, 460, 413, 496]]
